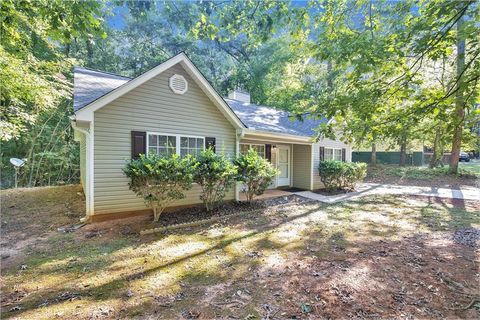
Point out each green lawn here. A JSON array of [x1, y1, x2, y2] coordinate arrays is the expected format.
[[459, 161, 480, 174], [1, 186, 479, 319]]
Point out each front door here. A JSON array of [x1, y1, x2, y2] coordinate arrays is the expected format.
[[277, 146, 290, 186]]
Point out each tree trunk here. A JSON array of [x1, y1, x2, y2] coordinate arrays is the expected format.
[[429, 128, 444, 168], [399, 138, 407, 167], [371, 143, 377, 166], [86, 38, 94, 67], [449, 15, 466, 174]]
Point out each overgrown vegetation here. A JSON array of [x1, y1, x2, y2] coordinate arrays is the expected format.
[[318, 161, 367, 191], [235, 149, 278, 202], [123, 153, 195, 221], [124, 149, 275, 216], [193, 148, 237, 211]]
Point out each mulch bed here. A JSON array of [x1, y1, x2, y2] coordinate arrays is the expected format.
[[155, 195, 315, 227]]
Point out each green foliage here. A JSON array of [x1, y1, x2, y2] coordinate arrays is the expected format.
[[193, 148, 237, 211], [318, 161, 367, 191], [123, 153, 195, 221], [1, 0, 107, 188], [234, 149, 278, 202]]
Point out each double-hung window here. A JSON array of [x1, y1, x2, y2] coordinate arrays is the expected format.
[[180, 136, 204, 157], [240, 143, 265, 158], [147, 133, 204, 157], [148, 134, 176, 157], [324, 147, 343, 161]]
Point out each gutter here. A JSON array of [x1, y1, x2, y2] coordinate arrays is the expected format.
[[242, 128, 313, 143]]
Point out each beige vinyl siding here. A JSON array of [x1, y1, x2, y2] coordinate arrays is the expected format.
[[292, 144, 312, 190], [312, 139, 352, 190], [93, 64, 236, 215]]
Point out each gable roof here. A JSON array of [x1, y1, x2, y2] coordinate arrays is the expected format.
[[226, 99, 326, 137], [73, 53, 325, 138], [72, 53, 245, 129], [74, 67, 131, 112]]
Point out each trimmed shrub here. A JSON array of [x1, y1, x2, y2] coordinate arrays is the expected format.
[[318, 160, 367, 191], [193, 148, 237, 211], [123, 153, 195, 221], [234, 148, 278, 202]]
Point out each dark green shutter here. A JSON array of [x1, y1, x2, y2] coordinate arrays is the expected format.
[[205, 137, 216, 152], [131, 131, 146, 159], [265, 144, 272, 162], [319, 146, 325, 161]]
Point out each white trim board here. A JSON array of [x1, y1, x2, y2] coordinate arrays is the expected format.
[[146, 132, 205, 156], [74, 52, 245, 130]]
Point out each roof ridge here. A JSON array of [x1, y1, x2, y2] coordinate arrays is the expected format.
[[225, 98, 291, 115], [74, 66, 132, 79]]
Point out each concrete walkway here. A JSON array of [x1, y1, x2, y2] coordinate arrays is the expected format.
[[294, 183, 480, 203]]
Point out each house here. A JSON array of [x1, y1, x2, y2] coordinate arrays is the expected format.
[[71, 52, 352, 222]]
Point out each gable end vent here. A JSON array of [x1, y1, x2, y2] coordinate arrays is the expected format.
[[169, 74, 188, 94]]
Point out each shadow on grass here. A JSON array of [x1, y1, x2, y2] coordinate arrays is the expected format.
[[2, 195, 478, 318]]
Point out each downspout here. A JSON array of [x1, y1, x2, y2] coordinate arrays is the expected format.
[[71, 119, 92, 221]]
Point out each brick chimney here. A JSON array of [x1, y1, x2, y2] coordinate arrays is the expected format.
[[228, 89, 250, 104]]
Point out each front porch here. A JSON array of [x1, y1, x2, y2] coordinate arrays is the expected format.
[[239, 134, 313, 191]]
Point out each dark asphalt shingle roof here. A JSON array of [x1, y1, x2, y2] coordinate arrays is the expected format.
[[73, 67, 325, 137], [225, 99, 325, 137], [73, 67, 131, 112]]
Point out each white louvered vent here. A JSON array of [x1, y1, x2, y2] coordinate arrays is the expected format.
[[169, 74, 188, 94]]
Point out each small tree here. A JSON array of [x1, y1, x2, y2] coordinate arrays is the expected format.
[[234, 148, 278, 203], [193, 148, 237, 211], [123, 153, 195, 221]]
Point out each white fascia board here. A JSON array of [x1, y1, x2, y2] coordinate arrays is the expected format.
[[74, 53, 245, 130], [243, 129, 313, 144]]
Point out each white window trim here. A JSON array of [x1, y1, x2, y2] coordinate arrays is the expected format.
[[324, 147, 343, 161], [240, 143, 266, 158], [146, 132, 205, 156]]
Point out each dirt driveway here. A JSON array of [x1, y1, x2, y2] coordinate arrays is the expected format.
[[1, 186, 479, 319]]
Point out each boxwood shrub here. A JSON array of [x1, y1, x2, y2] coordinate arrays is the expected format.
[[234, 148, 278, 202], [123, 153, 195, 221], [193, 148, 237, 211], [318, 160, 367, 191]]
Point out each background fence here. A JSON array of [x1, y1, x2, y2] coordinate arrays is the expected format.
[[352, 151, 424, 166]]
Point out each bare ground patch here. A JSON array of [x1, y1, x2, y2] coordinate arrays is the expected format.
[[1, 186, 479, 319]]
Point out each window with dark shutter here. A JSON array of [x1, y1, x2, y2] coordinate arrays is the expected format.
[[205, 137, 216, 152], [265, 144, 272, 162], [319, 146, 325, 161], [131, 131, 146, 159], [342, 148, 346, 162]]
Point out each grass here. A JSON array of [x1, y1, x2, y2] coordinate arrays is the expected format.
[[459, 162, 480, 174], [1, 186, 479, 319], [386, 166, 479, 180], [365, 163, 479, 188]]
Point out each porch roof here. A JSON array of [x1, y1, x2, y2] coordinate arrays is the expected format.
[[226, 98, 327, 138]]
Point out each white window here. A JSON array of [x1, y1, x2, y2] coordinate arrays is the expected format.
[[240, 143, 265, 158], [324, 147, 343, 161], [180, 136, 204, 157], [148, 134, 176, 157], [147, 133, 204, 157]]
